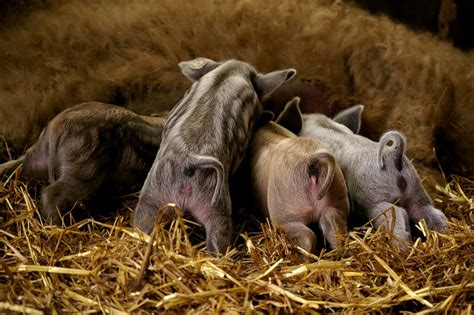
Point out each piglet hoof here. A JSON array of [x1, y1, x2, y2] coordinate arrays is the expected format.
[[204, 218, 233, 255], [134, 217, 154, 235], [41, 210, 62, 226], [280, 222, 317, 254], [319, 206, 348, 250], [388, 226, 412, 252], [40, 186, 63, 226], [133, 210, 156, 235], [423, 206, 448, 233], [391, 236, 412, 253], [134, 198, 164, 235], [293, 229, 317, 254], [40, 208, 62, 226], [380, 223, 413, 253], [206, 230, 232, 256]]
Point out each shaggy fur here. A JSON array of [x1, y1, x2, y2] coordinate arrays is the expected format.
[[1, 0, 473, 186]]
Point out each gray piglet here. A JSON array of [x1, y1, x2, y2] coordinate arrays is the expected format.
[[0, 102, 168, 225], [250, 97, 349, 252], [134, 58, 296, 254], [293, 105, 447, 244]]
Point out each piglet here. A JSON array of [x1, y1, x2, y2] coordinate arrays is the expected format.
[[134, 58, 296, 254], [249, 97, 349, 252], [296, 105, 447, 244], [0, 102, 168, 225]]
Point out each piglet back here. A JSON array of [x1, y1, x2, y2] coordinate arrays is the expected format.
[[377, 131, 406, 171], [307, 151, 336, 200]]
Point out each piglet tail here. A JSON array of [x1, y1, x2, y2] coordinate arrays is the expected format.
[[188, 154, 226, 206], [377, 131, 406, 171], [307, 151, 336, 200], [0, 155, 25, 178]]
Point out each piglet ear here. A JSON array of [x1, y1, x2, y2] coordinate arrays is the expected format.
[[178, 58, 221, 82], [257, 110, 275, 126], [377, 131, 406, 171], [253, 68, 297, 101], [275, 96, 303, 135], [254, 111, 275, 129], [333, 104, 364, 134]]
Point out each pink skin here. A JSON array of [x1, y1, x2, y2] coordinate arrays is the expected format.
[[299, 105, 448, 245], [134, 160, 233, 254], [250, 102, 349, 253]]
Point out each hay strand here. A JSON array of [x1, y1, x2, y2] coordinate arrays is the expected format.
[[1, 170, 472, 313]]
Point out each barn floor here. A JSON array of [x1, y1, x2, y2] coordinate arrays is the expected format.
[[0, 167, 473, 313]]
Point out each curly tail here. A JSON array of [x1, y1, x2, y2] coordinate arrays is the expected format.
[[188, 154, 226, 206], [307, 151, 336, 200], [377, 131, 406, 171], [0, 155, 25, 178]]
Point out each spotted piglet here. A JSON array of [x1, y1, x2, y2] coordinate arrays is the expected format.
[[250, 97, 349, 252], [297, 105, 447, 244], [0, 102, 168, 224], [134, 58, 296, 254]]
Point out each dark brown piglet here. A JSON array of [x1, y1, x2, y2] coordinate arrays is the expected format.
[[0, 102, 168, 224]]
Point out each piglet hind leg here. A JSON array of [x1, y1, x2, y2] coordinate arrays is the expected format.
[[40, 178, 103, 225], [401, 166, 447, 233], [278, 221, 317, 253], [369, 202, 412, 246], [191, 194, 233, 255], [134, 186, 171, 235], [408, 204, 448, 234], [40, 183, 65, 225], [203, 210, 232, 255], [319, 207, 347, 250]]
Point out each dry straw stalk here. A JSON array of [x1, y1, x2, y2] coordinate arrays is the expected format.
[[1, 166, 473, 313]]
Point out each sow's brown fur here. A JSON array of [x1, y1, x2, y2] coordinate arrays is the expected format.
[[0, 0, 473, 186]]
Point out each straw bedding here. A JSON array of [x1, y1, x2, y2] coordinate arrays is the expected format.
[[0, 2, 473, 312], [1, 141, 472, 313]]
